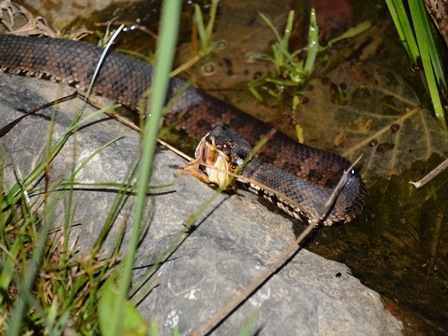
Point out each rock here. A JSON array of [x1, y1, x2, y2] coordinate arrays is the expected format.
[[0, 72, 403, 335], [16, 0, 142, 32]]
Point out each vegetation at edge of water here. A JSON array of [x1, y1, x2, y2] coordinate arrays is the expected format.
[[385, 0, 447, 130]]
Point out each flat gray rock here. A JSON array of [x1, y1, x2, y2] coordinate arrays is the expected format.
[[0, 73, 403, 335]]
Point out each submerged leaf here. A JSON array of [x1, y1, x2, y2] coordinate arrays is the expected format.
[[290, 61, 448, 182]]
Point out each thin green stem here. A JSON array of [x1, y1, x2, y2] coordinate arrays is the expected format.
[[409, 0, 447, 130], [205, 0, 219, 46], [385, 0, 420, 63], [304, 8, 319, 75], [115, 0, 181, 334]]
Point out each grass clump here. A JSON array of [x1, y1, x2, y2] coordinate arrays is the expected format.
[[247, 9, 371, 102], [385, 0, 447, 130], [0, 0, 183, 334], [0, 105, 148, 334], [246, 9, 370, 143]]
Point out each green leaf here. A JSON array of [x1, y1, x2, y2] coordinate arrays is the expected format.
[[409, 0, 447, 130], [304, 8, 319, 74], [385, 0, 420, 62], [98, 277, 149, 336]]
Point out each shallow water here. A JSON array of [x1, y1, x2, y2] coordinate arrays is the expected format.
[[169, 1, 448, 334]]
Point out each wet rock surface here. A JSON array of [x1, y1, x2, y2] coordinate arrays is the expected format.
[[0, 73, 403, 335]]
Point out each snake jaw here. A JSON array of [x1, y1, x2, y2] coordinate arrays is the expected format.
[[194, 131, 211, 161], [184, 133, 237, 192]]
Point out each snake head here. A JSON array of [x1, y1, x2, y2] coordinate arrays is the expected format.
[[190, 124, 254, 192], [192, 128, 237, 192], [206, 124, 253, 165]]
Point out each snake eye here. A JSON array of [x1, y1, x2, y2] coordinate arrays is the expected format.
[[218, 141, 234, 154], [344, 169, 355, 175], [223, 141, 234, 150]]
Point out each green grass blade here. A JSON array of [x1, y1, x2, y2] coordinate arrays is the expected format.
[[411, 2, 446, 90], [7, 103, 61, 336], [304, 8, 319, 74], [194, 4, 207, 53], [385, 0, 412, 59], [325, 21, 372, 48], [205, 0, 219, 47], [1, 104, 119, 211], [258, 12, 282, 43], [409, 0, 447, 129], [113, 1, 182, 335], [280, 11, 294, 50], [385, 0, 420, 63]]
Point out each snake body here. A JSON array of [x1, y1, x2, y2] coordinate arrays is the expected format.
[[201, 124, 365, 225], [0, 34, 367, 225]]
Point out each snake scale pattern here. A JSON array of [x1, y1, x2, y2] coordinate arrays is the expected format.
[[0, 34, 367, 225]]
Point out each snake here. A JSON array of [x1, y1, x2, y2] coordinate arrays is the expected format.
[[0, 34, 367, 225]]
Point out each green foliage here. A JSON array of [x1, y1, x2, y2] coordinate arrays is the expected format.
[[246, 9, 370, 143], [0, 105, 128, 335], [193, 0, 221, 75], [194, 0, 219, 57], [78, 1, 182, 336], [98, 277, 149, 335], [247, 9, 371, 101], [0, 3, 183, 332], [385, 0, 447, 130], [0, 0, 209, 333], [385, 0, 420, 63]]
